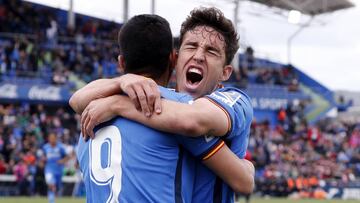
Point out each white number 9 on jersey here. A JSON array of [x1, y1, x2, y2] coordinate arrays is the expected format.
[[89, 125, 122, 203]]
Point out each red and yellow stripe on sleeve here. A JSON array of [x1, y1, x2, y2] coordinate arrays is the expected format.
[[202, 140, 225, 161]]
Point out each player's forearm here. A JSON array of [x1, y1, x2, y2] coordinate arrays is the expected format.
[[111, 96, 206, 136], [113, 97, 228, 137], [147, 98, 229, 137], [226, 159, 255, 194], [170, 98, 229, 136], [69, 78, 121, 114], [204, 146, 255, 194], [58, 155, 71, 164], [112, 96, 195, 136]]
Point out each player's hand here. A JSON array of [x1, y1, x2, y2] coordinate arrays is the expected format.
[[81, 97, 118, 140], [118, 73, 161, 117]]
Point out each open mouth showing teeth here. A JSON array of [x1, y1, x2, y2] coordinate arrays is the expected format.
[[186, 68, 203, 84]]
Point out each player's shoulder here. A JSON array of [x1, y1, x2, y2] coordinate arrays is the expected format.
[[209, 86, 252, 108], [209, 87, 253, 141], [159, 86, 193, 103]]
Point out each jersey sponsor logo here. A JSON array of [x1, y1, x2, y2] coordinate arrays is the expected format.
[[210, 91, 241, 107]]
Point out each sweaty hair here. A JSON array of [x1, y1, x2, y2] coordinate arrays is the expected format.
[[118, 14, 173, 79], [179, 7, 239, 65]]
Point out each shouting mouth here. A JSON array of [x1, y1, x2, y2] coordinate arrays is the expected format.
[[186, 67, 203, 86]]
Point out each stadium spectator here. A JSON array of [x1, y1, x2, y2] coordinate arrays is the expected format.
[[349, 126, 360, 148], [0, 155, 7, 174], [46, 17, 58, 47], [243, 46, 255, 71], [13, 157, 30, 195], [33, 159, 47, 196], [336, 95, 353, 112], [236, 51, 301, 92], [277, 107, 287, 126]]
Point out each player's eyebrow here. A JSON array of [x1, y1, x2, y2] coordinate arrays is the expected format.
[[183, 40, 221, 52], [183, 41, 198, 46]]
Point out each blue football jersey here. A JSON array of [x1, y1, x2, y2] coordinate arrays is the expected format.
[[192, 87, 253, 203], [43, 143, 67, 175], [76, 87, 222, 203]]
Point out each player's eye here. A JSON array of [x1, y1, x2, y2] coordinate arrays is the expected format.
[[207, 49, 220, 56], [184, 45, 196, 50]]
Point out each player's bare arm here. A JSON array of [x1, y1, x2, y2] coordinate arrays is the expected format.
[[81, 94, 229, 139], [69, 73, 161, 115], [69, 77, 121, 113], [204, 145, 255, 194], [57, 154, 71, 165]]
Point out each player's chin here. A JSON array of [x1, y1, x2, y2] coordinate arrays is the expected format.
[[183, 82, 204, 96], [186, 87, 205, 99]]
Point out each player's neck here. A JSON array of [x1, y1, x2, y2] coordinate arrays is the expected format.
[[155, 76, 168, 87], [141, 74, 168, 87]]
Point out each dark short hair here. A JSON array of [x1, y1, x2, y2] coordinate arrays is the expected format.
[[179, 7, 239, 65], [118, 14, 173, 79]]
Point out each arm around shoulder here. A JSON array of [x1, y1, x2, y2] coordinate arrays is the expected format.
[[115, 97, 230, 137], [176, 98, 230, 137]]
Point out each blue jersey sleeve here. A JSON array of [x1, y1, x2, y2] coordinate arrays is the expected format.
[[158, 86, 192, 102], [205, 87, 253, 158], [177, 135, 224, 161], [158, 86, 225, 160]]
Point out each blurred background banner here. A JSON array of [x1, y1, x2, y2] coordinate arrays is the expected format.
[[0, 82, 71, 104]]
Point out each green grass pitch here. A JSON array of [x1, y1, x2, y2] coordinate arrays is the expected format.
[[0, 197, 358, 203]]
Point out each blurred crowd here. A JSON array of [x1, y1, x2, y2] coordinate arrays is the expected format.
[[0, 0, 120, 87], [247, 106, 360, 198], [0, 0, 118, 39], [0, 103, 79, 195], [230, 47, 300, 92]]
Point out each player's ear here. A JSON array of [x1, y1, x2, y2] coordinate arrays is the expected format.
[[118, 55, 126, 72], [166, 50, 176, 82], [220, 65, 233, 82], [169, 49, 177, 69]]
